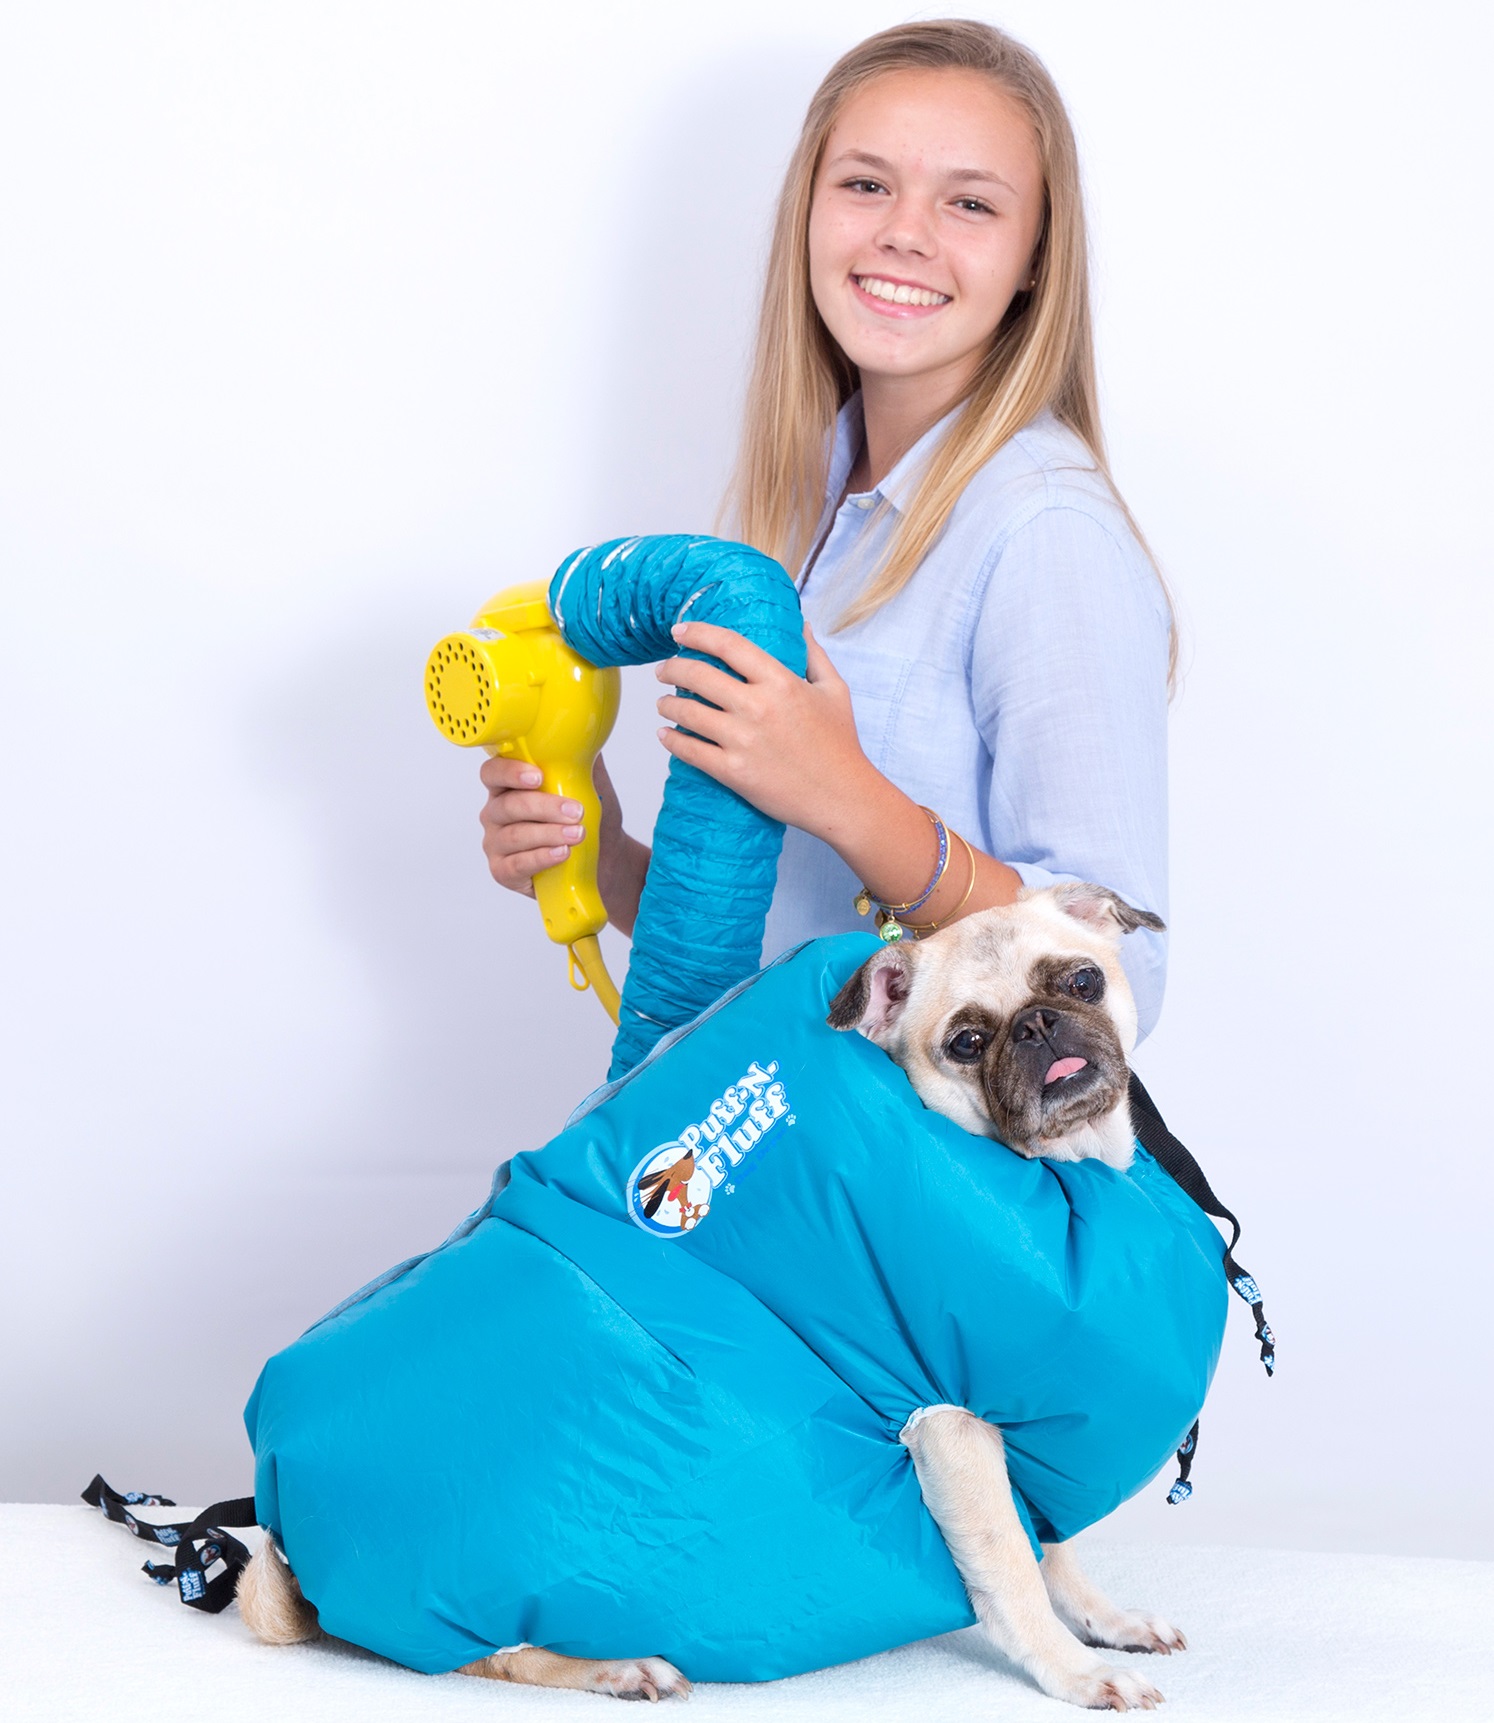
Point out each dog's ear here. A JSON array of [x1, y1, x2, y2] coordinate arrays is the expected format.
[[826, 945, 917, 1037], [1042, 883, 1166, 938]]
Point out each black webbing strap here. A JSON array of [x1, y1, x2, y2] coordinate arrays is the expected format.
[[1127, 1072, 1275, 1504], [1167, 1419, 1200, 1506], [82, 1474, 258, 1613]]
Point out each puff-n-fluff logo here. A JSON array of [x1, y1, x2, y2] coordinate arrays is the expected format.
[[627, 1059, 791, 1237]]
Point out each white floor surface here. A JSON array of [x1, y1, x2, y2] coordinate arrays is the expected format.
[[4, 1504, 1489, 1723]]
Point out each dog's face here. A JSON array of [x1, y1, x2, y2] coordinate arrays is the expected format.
[[827, 884, 1164, 1166]]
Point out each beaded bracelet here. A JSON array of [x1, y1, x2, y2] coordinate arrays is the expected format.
[[899, 832, 978, 938], [853, 808, 949, 941]]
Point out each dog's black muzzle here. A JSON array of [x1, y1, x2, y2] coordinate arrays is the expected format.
[[983, 1004, 1125, 1140], [1013, 1006, 1099, 1081]]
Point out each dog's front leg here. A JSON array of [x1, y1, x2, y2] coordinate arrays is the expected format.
[[902, 1408, 1162, 1712], [1040, 1538, 1186, 1655]]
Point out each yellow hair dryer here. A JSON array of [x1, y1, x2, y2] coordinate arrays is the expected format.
[[424, 582, 622, 1020]]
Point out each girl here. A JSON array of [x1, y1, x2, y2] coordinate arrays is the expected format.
[[480, 19, 1174, 1038]]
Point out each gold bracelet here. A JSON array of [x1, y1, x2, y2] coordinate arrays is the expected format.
[[901, 832, 977, 936]]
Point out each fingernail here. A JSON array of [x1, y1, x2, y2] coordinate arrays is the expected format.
[[671, 623, 687, 639], [550, 846, 568, 860], [561, 800, 583, 818], [520, 769, 541, 786], [563, 825, 583, 841]]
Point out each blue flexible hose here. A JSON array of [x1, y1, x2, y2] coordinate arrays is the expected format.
[[549, 534, 806, 1078]]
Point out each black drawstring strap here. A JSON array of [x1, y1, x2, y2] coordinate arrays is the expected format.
[[1166, 1419, 1199, 1505], [1127, 1072, 1276, 1504], [82, 1474, 258, 1614], [1128, 1073, 1276, 1374]]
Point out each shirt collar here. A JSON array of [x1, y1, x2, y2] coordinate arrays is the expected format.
[[830, 392, 966, 516], [825, 393, 863, 502]]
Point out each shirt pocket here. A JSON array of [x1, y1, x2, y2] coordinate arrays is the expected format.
[[818, 634, 910, 769], [883, 658, 991, 840]]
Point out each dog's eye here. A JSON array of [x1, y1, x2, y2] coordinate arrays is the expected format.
[[1066, 966, 1105, 1003], [946, 1028, 988, 1064]]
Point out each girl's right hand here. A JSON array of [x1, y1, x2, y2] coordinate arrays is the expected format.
[[477, 755, 585, 899], [478, 753, 649, 934]]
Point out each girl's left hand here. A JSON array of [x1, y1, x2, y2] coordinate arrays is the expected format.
[[655, 620, 874, 839]]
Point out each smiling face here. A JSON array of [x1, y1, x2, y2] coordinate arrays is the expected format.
[[807, 67, 1046, 407], [827, 887, 1166, 1166]]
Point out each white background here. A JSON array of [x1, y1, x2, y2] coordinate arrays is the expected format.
[[2, 1, 1490, 1560]]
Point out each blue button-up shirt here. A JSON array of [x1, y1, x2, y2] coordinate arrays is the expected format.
[[761, 395, 1172, 1040]]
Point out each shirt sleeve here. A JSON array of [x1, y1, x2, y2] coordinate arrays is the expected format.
[[969, 503, 1171, 1040]]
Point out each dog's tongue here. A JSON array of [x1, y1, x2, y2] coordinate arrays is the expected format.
[[1044, 1056, 1088, 1085]]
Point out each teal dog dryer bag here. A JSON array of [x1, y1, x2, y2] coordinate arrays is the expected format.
[[245, 934, 1229, 1682]]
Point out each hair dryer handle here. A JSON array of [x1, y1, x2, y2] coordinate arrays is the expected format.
[[515, 746, 609, 947]]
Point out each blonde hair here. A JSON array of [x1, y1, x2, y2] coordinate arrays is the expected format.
[[725, 18, 1177, 679]]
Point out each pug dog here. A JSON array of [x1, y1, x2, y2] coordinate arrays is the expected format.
[[823, 881, 1179, 1713], [241, 883, 1180, 1711]]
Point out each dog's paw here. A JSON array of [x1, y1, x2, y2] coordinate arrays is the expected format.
[[1055, 1665, 1165, 1712], [1075, 1608, 1186, 1656], [591, 1656, 692, 1702]]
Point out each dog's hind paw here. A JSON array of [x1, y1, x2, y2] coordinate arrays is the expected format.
[[592, 1656, 692, 1702], [459, 1648, 691, 1700]]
